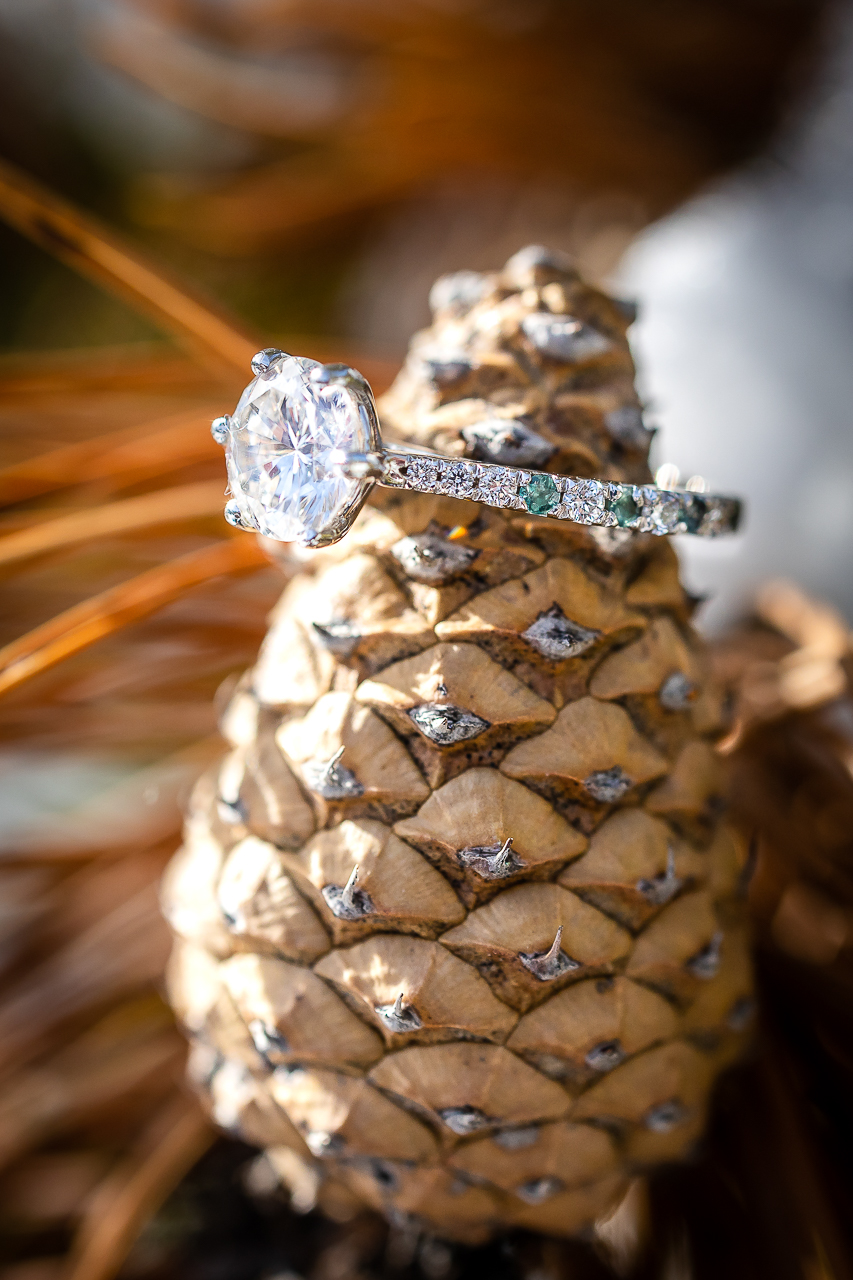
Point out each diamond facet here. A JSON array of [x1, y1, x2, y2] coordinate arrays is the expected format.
[[404, 456, 440, 492], [446, 461, 475, 498], [225, 355, 374, 545]]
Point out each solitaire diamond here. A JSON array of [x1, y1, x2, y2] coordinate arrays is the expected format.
[[225, 354, 374, 545]]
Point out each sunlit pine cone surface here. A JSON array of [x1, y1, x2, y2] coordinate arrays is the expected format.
[[162, 247, 753, 1243]]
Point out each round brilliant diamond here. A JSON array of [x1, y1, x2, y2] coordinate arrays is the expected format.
[[564, 479, 607, 524], [225, 355, 372, 545]]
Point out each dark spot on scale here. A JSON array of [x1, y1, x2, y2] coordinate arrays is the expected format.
[[521, 581, 530, 593], [371, 1161, 397, 1189]]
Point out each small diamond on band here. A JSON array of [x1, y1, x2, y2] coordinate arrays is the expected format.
[[562, 478, 609, 524]]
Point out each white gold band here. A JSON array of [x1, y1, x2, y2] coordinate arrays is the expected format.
[[376, 447, 740, 538]]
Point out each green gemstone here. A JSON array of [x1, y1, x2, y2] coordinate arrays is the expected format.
[[607, 490, 639, 527], [519, 473, 559, 515], [680, 494, 705, 534]]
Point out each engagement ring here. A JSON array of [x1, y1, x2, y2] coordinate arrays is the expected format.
[[211, 349, 742, 549]]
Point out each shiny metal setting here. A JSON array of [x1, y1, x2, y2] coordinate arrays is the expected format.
[[211, 354, 743, 548]]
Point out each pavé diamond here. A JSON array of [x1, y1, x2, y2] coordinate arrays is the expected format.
[[563, 479, 608, 524], [479, 466, 519, 507], [649, 492, 682, 535], [428, 462, 449, 495], [679, 493, 706, 534], [633, 486, 660, 534], [697, 500, 730, 536], [447, 461, 475, 498], [225, 354, 373, 545], [404, 456, 440, 492]]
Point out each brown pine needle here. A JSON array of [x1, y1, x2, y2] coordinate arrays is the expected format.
[[65, 1091, 213, 1280], [0, 347, 398, 508], [0, 156, 260, 375], [0, 990, 185, 1172], [0, 480, 228, 570], [0, 535, 268, 697], [0, 408, 218, 507]]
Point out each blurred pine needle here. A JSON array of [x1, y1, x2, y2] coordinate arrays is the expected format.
[[0, 157, 260, 375], [0, 155, 384, 1280]]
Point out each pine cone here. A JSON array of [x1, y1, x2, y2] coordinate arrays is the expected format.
[[162, 246, 753, 1243]]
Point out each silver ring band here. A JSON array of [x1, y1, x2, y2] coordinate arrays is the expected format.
[[374, 447, 740, 538]]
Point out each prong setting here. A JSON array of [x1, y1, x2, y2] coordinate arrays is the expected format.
[[250, 348, 288, 375], [309, 363, 369, 390], [330, 450, 387, 480], [223, 499, 258, 531], [211, 415, 230, 446]]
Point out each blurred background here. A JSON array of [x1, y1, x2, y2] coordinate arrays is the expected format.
[[2, 2, 853, 1279], [2, 0, 853, 625]]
